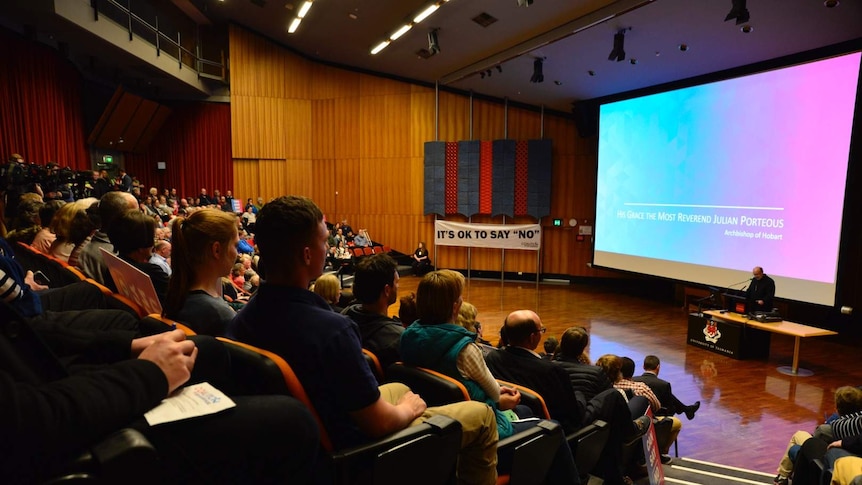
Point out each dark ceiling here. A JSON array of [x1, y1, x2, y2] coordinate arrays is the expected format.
[[2, 0, 861, 112]]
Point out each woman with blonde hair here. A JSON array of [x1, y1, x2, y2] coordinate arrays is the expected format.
[[164, 208, 239, 336], [456, 301, 491, 346], [49, 198, 97, 263], [312, 273, 343, 312]]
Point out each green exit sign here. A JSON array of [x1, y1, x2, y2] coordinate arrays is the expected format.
[[552, 219, 562, 226], [102, 155, 113, 164]]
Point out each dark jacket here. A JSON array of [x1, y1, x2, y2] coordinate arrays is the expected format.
[[553, 353, 613, 401], [0, 302, 166, 483], [341, 304, 404, 371], [485, 345, 584, 432]]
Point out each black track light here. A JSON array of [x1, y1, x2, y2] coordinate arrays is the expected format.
[[496, 65, 503, 73], [428, 29, 440, 55], [608, 29, 626, 62], [530, 58, 544, 83], [724, 0, 750, 25]]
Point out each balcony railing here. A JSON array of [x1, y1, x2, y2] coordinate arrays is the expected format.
[[90, 0, 227, 82]]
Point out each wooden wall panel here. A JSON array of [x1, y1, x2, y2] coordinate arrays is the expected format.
[[472, 100, 505, 141], [283, 52, 312, 100], [410, 88, 436, 159], [229, 27, 606, 281], [333, 97, 360, 160], [312, 99, 335, 160], [312, 159, 336, 215], [437, 92, 470, 142], [359, 158, 415, 216], [507, 107, 542, 140], [359, 73, 411, 96], [233, 158, 260, 203], [284, 159, 313, 198], [283, 99, 312, 160], [258, 159, 287, 201], [333, 158, 361, 217], [359, 94, 411, 159], [311, 64, 360, 100]]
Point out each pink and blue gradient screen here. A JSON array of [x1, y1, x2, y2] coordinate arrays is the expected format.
[[594, 52, 860, 304]]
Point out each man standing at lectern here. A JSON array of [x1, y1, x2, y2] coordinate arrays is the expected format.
[[746, 266, 775, 312]]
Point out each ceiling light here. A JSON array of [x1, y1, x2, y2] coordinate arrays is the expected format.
[[517, 0, 534, 5], [496, 65, 503, 73], [297, 1, 313, 18], [288, 18, 302, 33], [608, 29, 626, 62], [371, 40, 391, 55], [390, 24, 412, 40], [824, 0, 839, 6], [414, 4, 440, 24], [724, 0, 750, 25]]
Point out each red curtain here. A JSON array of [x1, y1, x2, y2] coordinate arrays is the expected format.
[[0, 30, 89, 170], [125, 102, 232, 201]]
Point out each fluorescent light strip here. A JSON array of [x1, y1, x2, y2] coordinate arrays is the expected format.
[[297, 1, 313, 19], [371, 40, 391, 55], [288, 17, 302, 33], [413, 4, 439, 23], [390, 24, 412, 40]]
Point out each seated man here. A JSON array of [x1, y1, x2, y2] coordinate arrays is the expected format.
[[485, 310, 650, 484], [352, 229, 371, 247], [228, 195, 498, 483], [341, 253, 404, 370], [634, 355, 700, 420]]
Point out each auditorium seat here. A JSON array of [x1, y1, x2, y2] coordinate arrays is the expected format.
[[215, 338, 462, 485], [43, 428, 160, 484], [362, 348, 385, 383], [141, 313, 197, 336], [12, 242, 85, 288], [362, 247, 373, 256], [385, 363, 573, 484]]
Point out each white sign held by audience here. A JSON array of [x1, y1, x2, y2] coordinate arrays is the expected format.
[[434, 221, 541, 250], [100, 248, 163, 315]]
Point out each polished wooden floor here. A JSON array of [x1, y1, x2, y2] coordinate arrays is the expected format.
[[392, 275, 862, 474]]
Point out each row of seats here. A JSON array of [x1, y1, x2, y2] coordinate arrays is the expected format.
[[220, 337, 610, 484]]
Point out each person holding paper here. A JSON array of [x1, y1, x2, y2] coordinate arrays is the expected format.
[[746, 266, 776, 312], [0, 302, 320, 484]]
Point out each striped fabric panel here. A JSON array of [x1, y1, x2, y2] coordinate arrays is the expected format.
[[526, 139, 553, 219], [491, 139, 516, 217], [423, 141, 446, 215], [444, 142, 459, 214], [458, 141, 480, 216], [479, 141, 493, 215], [513, 140, 529, 216]]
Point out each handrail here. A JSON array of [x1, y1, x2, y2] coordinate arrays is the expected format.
[[91, 0, 227, 82]]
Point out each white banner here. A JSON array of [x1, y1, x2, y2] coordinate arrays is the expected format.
[[434, 221, 541, 250]]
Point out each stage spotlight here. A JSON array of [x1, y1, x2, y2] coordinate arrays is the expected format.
[[724, 0, 750, 25], [608, 29, 626, 62], [517, 0, 534, 6], [496, 65, 503, 73], [480, 71, 485, 79], [428, 29, 440, 55], [486, 69, 492, 77], [530, 58, 544, 83]]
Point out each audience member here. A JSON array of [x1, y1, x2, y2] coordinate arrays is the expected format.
[[149, 240, 172, 277], [541, 336, 558, 360], [400, 269, 579, 483], [342, 253, 404, 370], [0, 300, 320, 483], [774, 386, 862, 485], [4, 198, 43, 245], [618, 356, 680, 463], [164, 208, 239, 336], [398, 291, 417, 328], [412, 241, 432, 276], [353, 228, 370, 247], [77, 191, 138, 287], [312, 273, 343, 312], [456, 301, 493, 346], [108, 210, 170, 306], [634, 355, 700, 420], [49, 198, 97, 264], [485, 310, 650, 485], [31, 200, 64, 253], [228, 195, 499, 483], [552, 326, 612, 401], [118, 167, 132, 192]]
